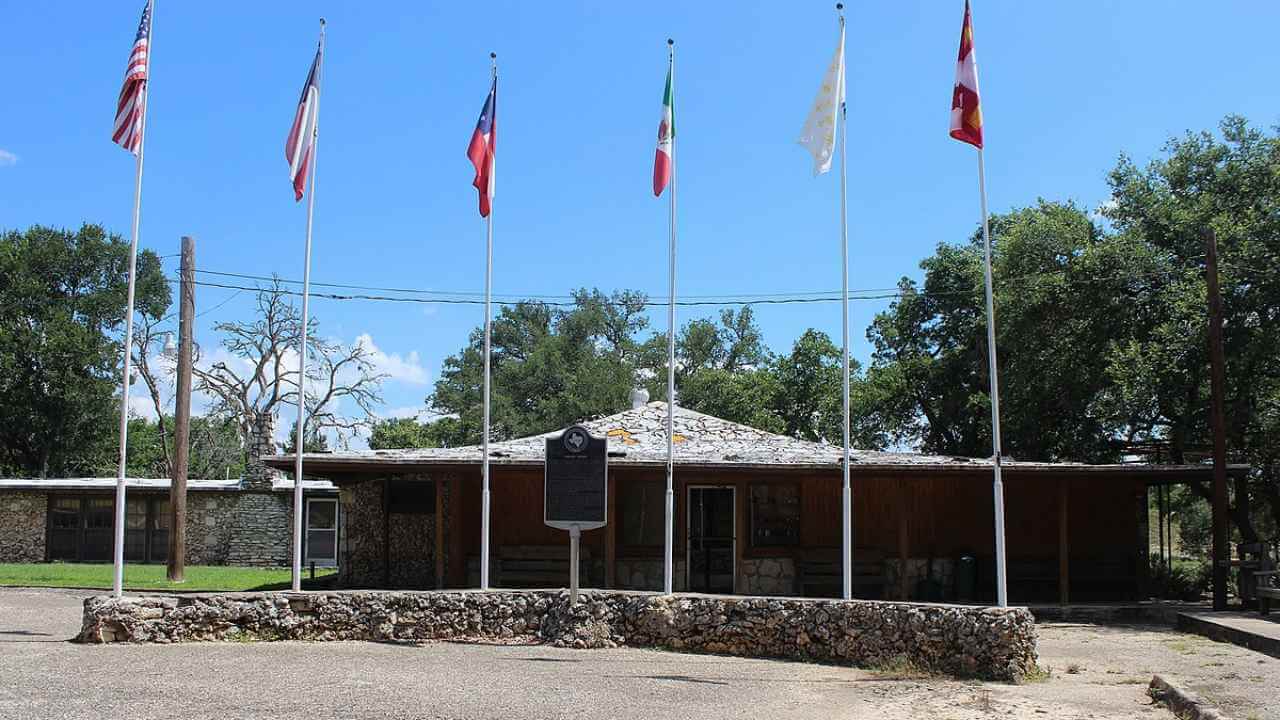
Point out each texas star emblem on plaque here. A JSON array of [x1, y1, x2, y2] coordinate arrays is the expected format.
[[544, 424, 607, 530]]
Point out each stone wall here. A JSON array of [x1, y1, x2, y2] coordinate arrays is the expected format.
[[185, 492, 240, 565], [740, 558, 795, 596], [614, 559, 686, 592], [78, 590, 1039, 681], [387, 514, 434, 588], [224, 492, 293, 567], [0, 492, 46, 563], [340, 479, 386, 586]]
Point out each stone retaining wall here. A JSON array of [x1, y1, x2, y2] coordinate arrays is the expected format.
[[0, 491, 46, 563], [78, 590, 1038, 680]]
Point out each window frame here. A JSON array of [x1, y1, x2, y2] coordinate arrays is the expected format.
[[748, 482, 802, 550], [304, 496, 340, 567]]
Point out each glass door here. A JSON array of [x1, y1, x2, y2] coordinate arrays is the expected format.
[[687, 486, 735, 593]]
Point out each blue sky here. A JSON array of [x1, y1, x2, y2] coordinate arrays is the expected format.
[[2, 1, 1279, 444]]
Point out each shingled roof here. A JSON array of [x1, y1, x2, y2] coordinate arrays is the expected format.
[[265, 401, 1233, 477]]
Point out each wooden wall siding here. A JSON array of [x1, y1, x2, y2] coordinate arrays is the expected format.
[[370, 465, 1144, 595]]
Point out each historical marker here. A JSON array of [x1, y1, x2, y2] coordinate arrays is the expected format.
[[544, 425, 607, 605], [545, 425, 608, 529]]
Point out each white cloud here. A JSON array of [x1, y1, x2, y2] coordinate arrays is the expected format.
[[382, 405, 428, 420], [355, 333, 428, 385], [0, 149, 16, 167]]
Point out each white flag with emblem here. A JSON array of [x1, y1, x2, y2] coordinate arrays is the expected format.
[[797, 23, 846, 176]]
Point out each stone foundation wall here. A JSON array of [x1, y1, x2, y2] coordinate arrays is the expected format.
[[614, 559, 686, 592], [740, 558, 795, 596], [0, 492, 46, 563], [78, 590, 1038, 681]]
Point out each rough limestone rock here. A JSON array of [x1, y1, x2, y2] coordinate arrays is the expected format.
[[78, 590, 1038, 681]]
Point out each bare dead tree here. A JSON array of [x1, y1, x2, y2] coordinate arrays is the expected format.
[[130, 310, 175, 476], [192, 279, 387, 453]]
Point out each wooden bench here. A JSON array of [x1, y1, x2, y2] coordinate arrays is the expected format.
[[797, 548, 885, 599], [467, 545, 593, 589], [1255, 570, 1279, 616]]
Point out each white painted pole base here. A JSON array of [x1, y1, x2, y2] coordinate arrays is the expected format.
[[480, 487, 491, 590], [993, 470, 1008, 607], [841, 484, 852, 600], [663, 488, 674, 594]]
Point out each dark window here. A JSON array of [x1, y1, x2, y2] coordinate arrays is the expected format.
[[750, 483, 800, 547], [150, 499, 170, 564], [125, 497, 148, 562], [81, 498, 114, 562], [387, 480, 434, 514], [47, 498, 80, 561], [619, 481, 664, 548]]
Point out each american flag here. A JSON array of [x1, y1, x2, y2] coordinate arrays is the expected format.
[[285, 47, 322, 202], [112, 0, 152, 154]]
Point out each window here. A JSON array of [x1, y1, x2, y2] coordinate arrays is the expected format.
[[387, 480, 433, 514], [750, 483, 800, 547], [305, 498, 339, 566], [47, 498, 80, 561], [619, 481, 664, 548], [47, 495, 169, 564]]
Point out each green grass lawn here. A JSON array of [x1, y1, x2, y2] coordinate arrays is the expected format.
[[0, 563, 337, 592]]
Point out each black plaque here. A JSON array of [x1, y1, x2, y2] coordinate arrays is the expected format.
[[544, 425, 608, 529]]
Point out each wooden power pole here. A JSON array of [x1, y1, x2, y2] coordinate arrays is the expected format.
[[1204, 228, 1229, 611], [168, 236, 195, 582]]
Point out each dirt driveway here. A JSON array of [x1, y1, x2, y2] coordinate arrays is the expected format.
[[2, 587, 1276, 719]]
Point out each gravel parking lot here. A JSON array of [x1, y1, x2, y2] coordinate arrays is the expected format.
[[2, 587, 1277, 719]]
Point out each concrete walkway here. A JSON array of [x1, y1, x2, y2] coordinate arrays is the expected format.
[[1178, 610, 1280, 659]]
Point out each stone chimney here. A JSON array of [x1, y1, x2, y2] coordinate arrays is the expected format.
[[631, 387, 650, 409], [242, 411, 282, 491]]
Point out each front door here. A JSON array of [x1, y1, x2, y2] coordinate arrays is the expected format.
[[687, 486, 735, 593]]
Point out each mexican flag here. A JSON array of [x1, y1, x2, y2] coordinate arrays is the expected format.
[[653, 65, 674, 197]]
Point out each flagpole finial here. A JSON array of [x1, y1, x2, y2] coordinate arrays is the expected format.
[[490, 52, 497, 59], [667, 38, 674, 45], [319, 17, 326, 27]]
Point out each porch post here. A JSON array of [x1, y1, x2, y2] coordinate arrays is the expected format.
[[605, 474, 617, 588], [898, 478, 910, 601], [435, 478, 445, 589], [1058, 477, 1069, 605]]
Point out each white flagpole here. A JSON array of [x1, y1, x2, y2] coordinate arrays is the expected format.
[[977, 147, 1008, 607], [291, 18, 325, 594], [663, 38, 677, 596], [835, 5, 852, 602], [112, 0, 155, 600], [480, 52, 497, 592]]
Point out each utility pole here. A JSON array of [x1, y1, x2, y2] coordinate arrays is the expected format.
[[1204, 227, 1229, 611], [168, 235, 194, 582]]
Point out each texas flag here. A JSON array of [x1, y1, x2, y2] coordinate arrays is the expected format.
[[949, 0, 983, 149], [467, 78, 497, 218]]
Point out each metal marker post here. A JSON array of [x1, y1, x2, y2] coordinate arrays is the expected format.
[[569, 526, 581, 606]]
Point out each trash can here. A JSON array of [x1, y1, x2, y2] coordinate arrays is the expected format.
[[956, 555, 977, 602]]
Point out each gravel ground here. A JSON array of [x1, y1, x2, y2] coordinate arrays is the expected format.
[[2, 587, 1277, 720]]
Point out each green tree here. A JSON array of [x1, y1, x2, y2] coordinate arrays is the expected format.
[[0, 224, 169, 477], [1102, 116, 1280, 541], [368, 416, 449, 450]]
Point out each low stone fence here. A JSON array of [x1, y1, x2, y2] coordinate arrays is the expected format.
[[78, 590, 1039, 680]]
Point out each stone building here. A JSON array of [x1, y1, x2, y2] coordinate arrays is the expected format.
[[266, 400, 1241, 602], [0, 449, 340, 568]]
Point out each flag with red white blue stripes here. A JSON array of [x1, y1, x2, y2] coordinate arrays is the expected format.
[[285, 46, 322, 201], [112, 0, 152, 154]]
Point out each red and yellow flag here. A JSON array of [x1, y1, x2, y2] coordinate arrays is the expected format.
[[949, 0, 983, 148]]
